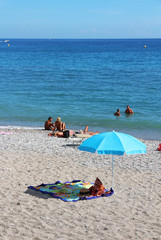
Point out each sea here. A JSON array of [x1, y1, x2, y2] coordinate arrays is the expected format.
[[0, 39, 161, 140]]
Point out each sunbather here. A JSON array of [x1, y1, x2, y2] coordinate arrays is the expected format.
[[54, 117, 66, 131], [83, 126, 99, 135], [44, 117, 54, 131], [49, 131, 64, 137], [79, 178, 105, 196], [48, 125, 98, 137], [48, 129, 71, 138]]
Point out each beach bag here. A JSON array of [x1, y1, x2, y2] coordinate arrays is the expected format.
[[63, 130, 70, 138]]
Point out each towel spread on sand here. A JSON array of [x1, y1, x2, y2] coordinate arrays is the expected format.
[[28, 180, 114, 202], [0, 131, 14, 135]]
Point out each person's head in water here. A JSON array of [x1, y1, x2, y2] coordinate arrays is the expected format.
[[114, 109, 121, 116], [125, 105, 134, 114]]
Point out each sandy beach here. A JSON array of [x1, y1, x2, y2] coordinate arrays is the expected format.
[[0, 129, 161, 240]]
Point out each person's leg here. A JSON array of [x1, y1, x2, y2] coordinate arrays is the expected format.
[[51, 126, 55, 131], [89, 131, 99, 136], [50, 132, 59, 137], [83, 125, 88, 134], [48, 132, 54, 136], [62, 122, 66, 131]]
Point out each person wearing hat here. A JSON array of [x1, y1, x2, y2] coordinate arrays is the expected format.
[[54, 117, 66, 131]]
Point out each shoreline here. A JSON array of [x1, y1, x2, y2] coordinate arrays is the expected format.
[[0, 125, 161, 141]]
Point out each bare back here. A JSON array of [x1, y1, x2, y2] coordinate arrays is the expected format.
[[45, 120, 53, 130], [55, 120, 62, 131]]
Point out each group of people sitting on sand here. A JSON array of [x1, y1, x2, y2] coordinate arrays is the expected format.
[[45, 117, 66, 132], [44, 117, 98, 138], [114, 105, 134, 117]]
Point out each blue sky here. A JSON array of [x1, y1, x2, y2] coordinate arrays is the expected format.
[[0, 0, 161, 38]]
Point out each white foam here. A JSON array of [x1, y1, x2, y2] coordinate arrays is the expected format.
[[0, 125, 43, 130]]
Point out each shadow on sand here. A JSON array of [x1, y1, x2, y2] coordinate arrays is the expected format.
[[25, 188, 53, 199]]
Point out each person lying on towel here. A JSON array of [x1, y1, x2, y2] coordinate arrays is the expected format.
[[82, 125, 99, 136], [73, 126, 99, 136], [80, 178, 105, 196]]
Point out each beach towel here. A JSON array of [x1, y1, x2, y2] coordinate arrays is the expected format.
[[74, 134, 91, 138], [28, 180, 114, 202], [0, 131, 14, 135]]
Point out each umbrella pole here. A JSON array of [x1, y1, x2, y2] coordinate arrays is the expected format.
[[112, 155, 114, 189]]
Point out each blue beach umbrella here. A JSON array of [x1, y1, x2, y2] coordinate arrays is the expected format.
[[78, 131, 146, 189]]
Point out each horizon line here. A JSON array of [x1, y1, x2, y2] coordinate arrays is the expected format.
[[1, 37, 161, 40]]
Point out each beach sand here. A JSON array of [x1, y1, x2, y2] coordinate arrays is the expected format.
[[0, 129, 161, 240]]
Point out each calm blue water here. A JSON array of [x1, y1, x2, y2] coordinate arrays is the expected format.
[[0, 39, 161, 139]]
